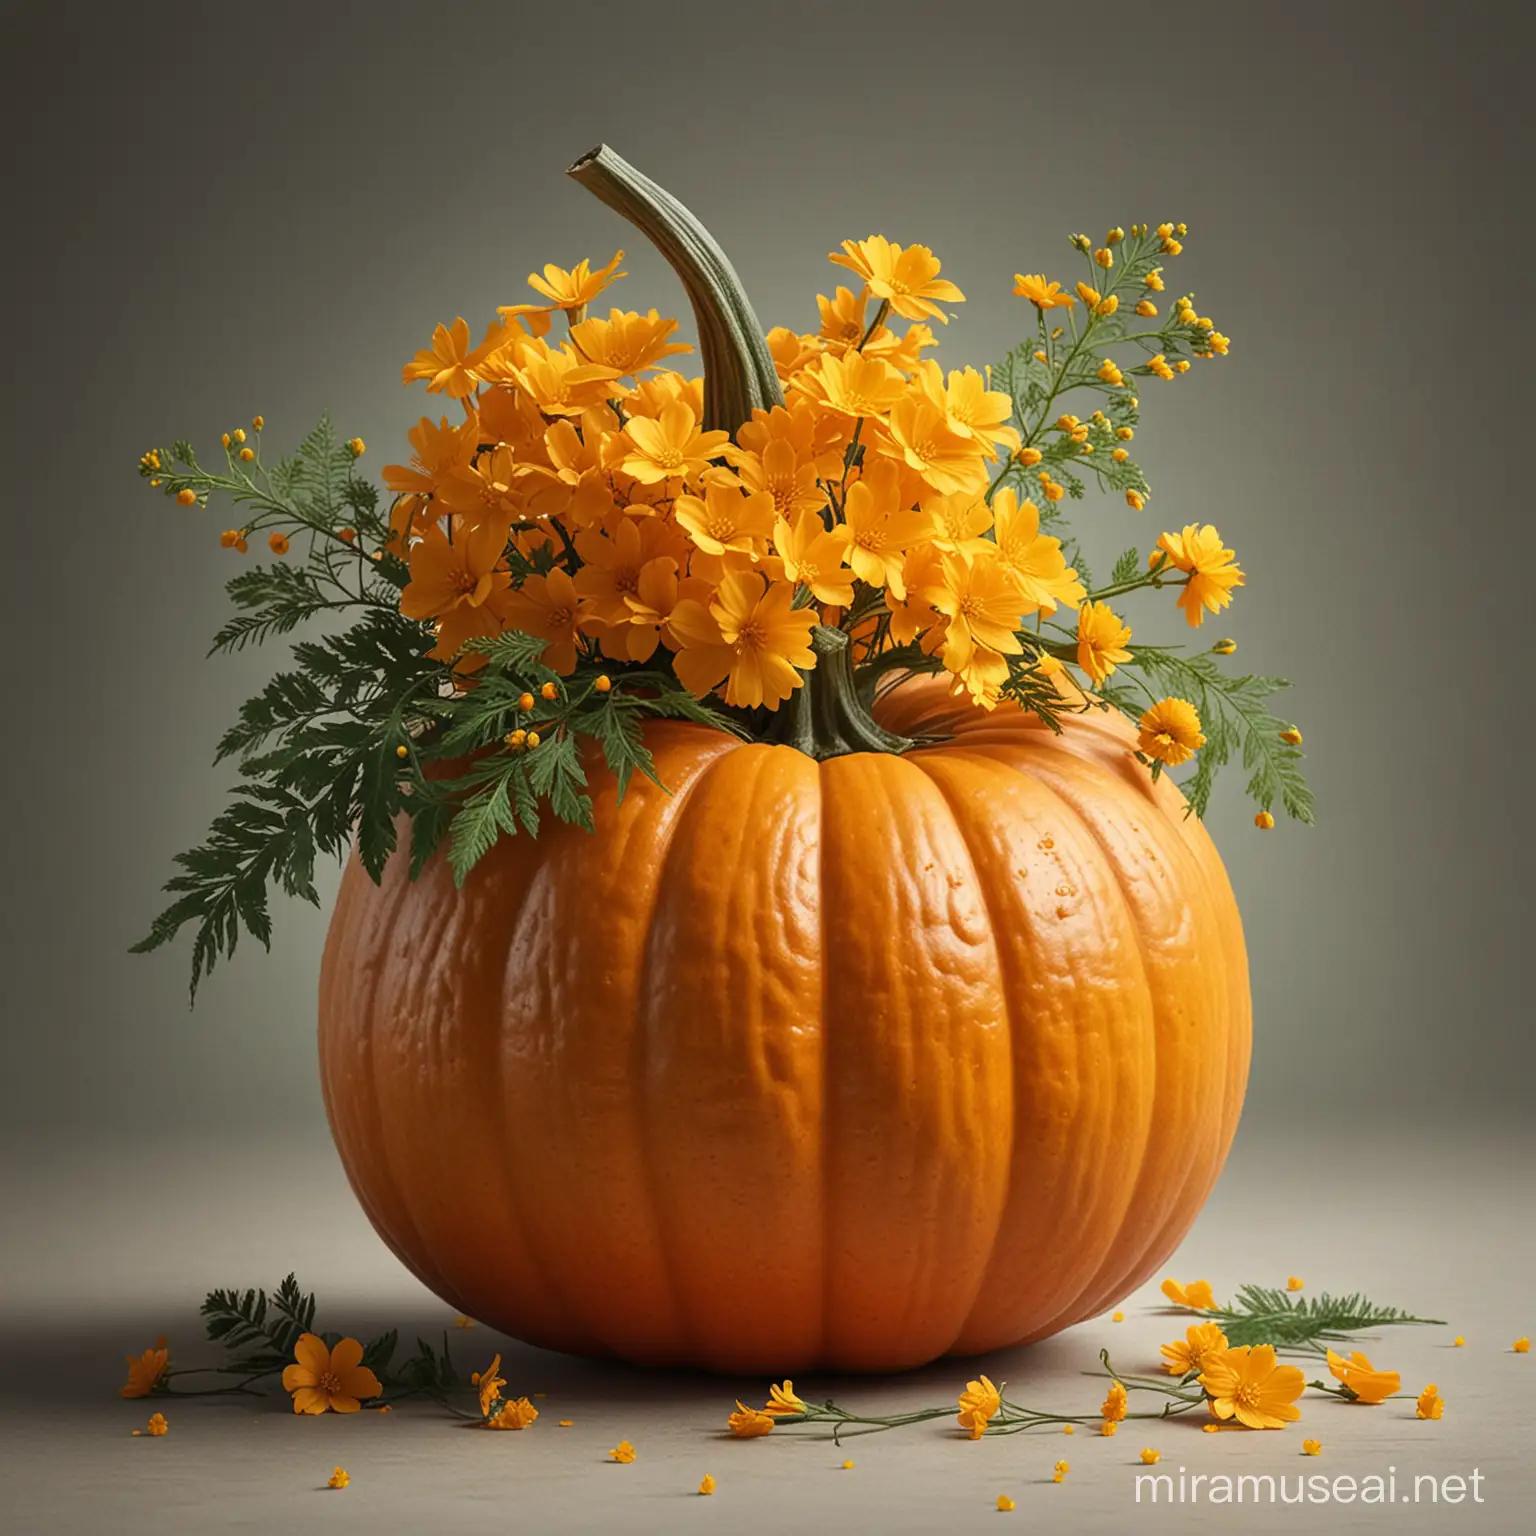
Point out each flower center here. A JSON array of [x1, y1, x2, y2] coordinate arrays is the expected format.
[[1235, 1383, 1263, 1410], [738, 617, 767, 651], [652, 444, 685, 469], [318, 1370, 342, 1394], [546, 606, 573, 630], [706, 515, 738, 541], [853, 528, 886, 553]]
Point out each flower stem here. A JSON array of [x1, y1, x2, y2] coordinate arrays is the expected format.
[[765, 625, 917, 761]]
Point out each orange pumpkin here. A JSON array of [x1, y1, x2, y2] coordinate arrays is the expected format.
[[320, 660, 1248, 1372]]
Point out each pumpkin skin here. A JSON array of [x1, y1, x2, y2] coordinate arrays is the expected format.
[[319, 674, 1249, 1372]]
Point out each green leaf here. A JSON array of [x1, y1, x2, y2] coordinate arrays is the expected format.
[[1110, 546, 1142, 586]]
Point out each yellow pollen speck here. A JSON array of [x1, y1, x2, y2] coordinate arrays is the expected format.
[[997, 1494, 1016, 1511], [842, 1459, 854, 1470], [699, 1475, 716, 1496], [1452, 1336, 1465, 1347], [1303, 1439, 1322, 1456], [1112, 1311, 1124, 1323]]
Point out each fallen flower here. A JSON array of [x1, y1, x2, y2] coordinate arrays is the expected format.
[[997, 1494, 1016, 1511], [958, 1374, 1002, 1438], [147, 1413, 168, 1437], [558, 1420, 573, 1428], [611, 1440, 637, 1463], [842, 1460, 854, 1470], [765, 1380, 806, 1416], [282, 1334, 382, 1415], [1453, 1336, 1466, 1347], [698, 1475, 716, 1496], [1161, 1321, 1230, 1377], [1415, 1385, 1444, 1421], [1101, 1382, 1128, 1422], [1200, 1344, 1305, 1429], [1112, 1311, 1124, 1323], [486, 1397, 539, 1430], [327, 1467, 349, 1489], [1515, 1338, 1531, 1353], [1161, 1278, 1217, 1310], [1101, 1420, 1118, 1437], [472, 1354, 507, 1418], [1303, 1440, 1322, 1456], [1140, 1448, 1161, 1465], [1325, 1349, 1400, 1405], [120, 1339, 170, 1399]]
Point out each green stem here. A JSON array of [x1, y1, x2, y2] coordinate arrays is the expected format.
[[766, 626, 916, 761], [567, 145, 783, 434]]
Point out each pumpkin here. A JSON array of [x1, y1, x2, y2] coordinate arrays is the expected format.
[[317, 148, 1250, 1372]]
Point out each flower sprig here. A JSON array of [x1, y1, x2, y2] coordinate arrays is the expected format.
[[137, 193, 1312, 995]]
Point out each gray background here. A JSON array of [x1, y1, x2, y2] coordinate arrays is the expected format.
[[2, 1, 1533, 1531]]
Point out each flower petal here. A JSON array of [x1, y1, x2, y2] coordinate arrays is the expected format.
[[293, 1333, 331, 1376]]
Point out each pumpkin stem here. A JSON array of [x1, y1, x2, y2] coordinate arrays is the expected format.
[[567, 145, 785, 434], [767, 626, 917, 762]]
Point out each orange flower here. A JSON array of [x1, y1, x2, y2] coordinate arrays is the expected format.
[[327, 1467, 349, 1489], [472, 1353, 506, 1418], [675, 482, 777, 562], [1326, 1349, 1401, 1405], [487, 1397, 540, 1430], [400, 520, 510, 624], [1137, 697, 1206, 766], [500, 568, 584, 675], [1076, 602, 1133, 686], [1200, 1344, 1305, 1429], [879, 395, 989, 495], [120, 1339, 169, 1399], [990, 489, 1085, 616], [1161, 1278, 1217, 1310], [1156, 524, 1245, 628], [833, 475, 933, 597], [1161, 1321, 1230, 1377], [957, 1374, 1001, 1439], [1100, 1382, 1128, 1422], [401, 317, 510, 399], [569, 308, 691, 374], [520, 250, 626, 311], [922, 554, 1025, 675], [1013, 273, 1076, 310], [146, 1412, 168, 1437], [764, 1381, 807, 1416], [830, 235, 965, 324], [727, 1402, 774, 1438], [610, 1439, 638, 1461], [913, 361, 1020, 456], [799, 350, 908, 419], [620, 401, 732, 484], [732, 439, 828, 522], [669, 572, 815, 711], [1415, 1384, 1444, 1420], [773, 510, 855, 606], [281, 1333, 382, 1415]]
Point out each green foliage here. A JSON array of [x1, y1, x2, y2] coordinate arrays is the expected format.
[[1198, 1284, 1443, 1355], [200, 1273, 318, 1377]]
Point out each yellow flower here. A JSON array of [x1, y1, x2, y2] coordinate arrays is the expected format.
[[1415, 1385, 1444, 1420], [1514, 1338, 1530, 1353], [1157, 524, 1245, 628], [1161, 1278, 1217, 1310], [1094, 247, 1114, 269], [764, 1381, 807, 1416], [611, 1439, 638, 1462], [513, 250, 626, 313], [121, 1340, 170, 1399], [1255, 811, 1275, 830], [500, 567, 584, 675], [401, 520, 510, 628], [1112, 1311, 1125, 1323], [1125, 489, 1145, 511], [570, 308, 691, 374], [1286, 1277, 1304, 1292], [1279, 727, 1303, 746], [675, 482, 777, 562], [1100, 1382, 1128, 1423], [880, 395, 988, 494], [830, 235, 965, 324], [1100, 1419, 1118, 1436], [401, 317, 509, 399], [1097, 359, 1123, 385], [1016, 446, 1042, 467], [1136, 299, 1158, 317], [1138, 697, 1206, 766], [802, 349, 908, 419], [996, 1494, 1016, 1511], [472, 1354, 506, 1418], [915, 361, 1020, 456], [1095, 295, 1119, 317], [1140, 1448, 1161, 1465], [487, 1397, 539, 1430], [1200, 1345, 1305, 1429], [733, 439, 828, 522], [956, 1374, 1001, 1439], [669, 572, 815, 711], [1325, 1349, 1401, 1405], [774, 506, 860, 602], [1145, 270, 1165, 292], [923, 555, 1026, 677], [1055, 1460, 1070, 1474], [1076, 602, 1133, 686], [281, 1334, 382, 1415], [727, 1401, 775, 1438], [620, 400, 732, 484], [699, 1475, 716, 1495], [327, 1467, 349, 1489], [1303, 1440, 1322, 1456], [1452, 1336, 1465, 1347], [1161, 1321, 1231, 1377], [1148, 353, 1176, 381], [147, 1412, 168, 1437], [834, 474, 932, 596], [1013, 273, 1076, 310], [1112, 448, 1129, 462]]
